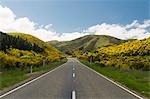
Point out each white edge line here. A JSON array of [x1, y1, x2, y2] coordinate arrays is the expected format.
[[78, 62, 143, 99], [0, 63, 66, 99], [72, 90, 76, 99]]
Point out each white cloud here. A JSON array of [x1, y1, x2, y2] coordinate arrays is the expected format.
[[44, 24, 52, 30], [57, 32, 88, 41], [0, 5, 16, 28], [0, 5, 56, 41], [0, 5, 150, 41], [85, 20, 150, 40], [0, 5, 88, 41], [125, 20, 138, 29], [9, 17, 35, 32]]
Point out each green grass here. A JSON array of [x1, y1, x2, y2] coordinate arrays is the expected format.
[[0, 59, 67, 90], [0, 70, 28, 90], [80, 60, 150, 98]]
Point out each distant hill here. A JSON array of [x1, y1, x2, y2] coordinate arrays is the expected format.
[[48, 35, 127, 52]]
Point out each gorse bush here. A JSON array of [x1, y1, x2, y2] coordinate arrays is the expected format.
[[0, 49, 43, 69], [0, 32, 65, 70], [76, 38, 150, 71]]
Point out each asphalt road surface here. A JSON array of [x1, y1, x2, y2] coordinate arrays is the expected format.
[[1, 58, 139, 99]]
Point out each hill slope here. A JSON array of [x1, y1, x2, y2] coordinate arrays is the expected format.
[[9, 32, 61, 54], [79, 37, 150, 70], [0, 32, 65, 69], [49, 35, 126, 52]]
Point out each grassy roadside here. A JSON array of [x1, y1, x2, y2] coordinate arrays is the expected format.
[[80, 60, 150, 98], [0, 59, 67, 90]]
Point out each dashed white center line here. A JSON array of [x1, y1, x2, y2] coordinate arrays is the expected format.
[[73, 68, 75, 70], [73, 73, 75, 78], [72, 90, 76, 99], [72, 65, 76, 99]]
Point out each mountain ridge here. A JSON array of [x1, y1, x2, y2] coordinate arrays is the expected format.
[[48, 35, 127, 52]]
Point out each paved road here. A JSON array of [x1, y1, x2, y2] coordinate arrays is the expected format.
[[1, 58, 138, 99]]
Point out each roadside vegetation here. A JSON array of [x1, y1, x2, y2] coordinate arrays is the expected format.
[[0, 59, 67, 90], [80, 60, 150, 97], [76, 37, 150, 71], [0, 31, 66, 90]]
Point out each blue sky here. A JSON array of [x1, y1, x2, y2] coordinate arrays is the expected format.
[[0, 0, 149, 41], [1, 0, 149, 33]]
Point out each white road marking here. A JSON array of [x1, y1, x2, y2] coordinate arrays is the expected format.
[[78, 61, 143, 99], [73, 67, 75, 70], [72, 90, 76, 99], [73, 73, 75, 78], [0, 63, 66, 99]]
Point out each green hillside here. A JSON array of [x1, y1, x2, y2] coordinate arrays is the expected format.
[[9, 33, 54, 50], [79, 37, 150, 70], [49, 35, 126, 52], [9, 32, 64, 59], [0, 32, 65, 69]]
